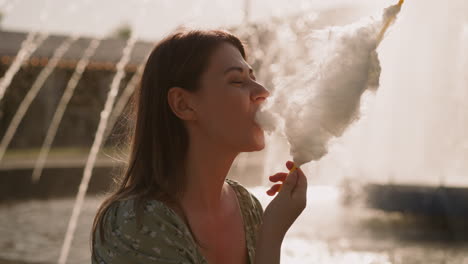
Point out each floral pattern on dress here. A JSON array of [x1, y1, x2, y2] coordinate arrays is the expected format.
[[92, 179, 263, 264]]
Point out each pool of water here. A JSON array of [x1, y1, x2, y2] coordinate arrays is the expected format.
[[1, 185, 467, 264]]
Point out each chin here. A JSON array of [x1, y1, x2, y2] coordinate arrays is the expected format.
[[253, 142, 266, 151], [236, 135, 265, 152], [241, 143, 264, 152], [247, 131, 266, 151], [249, 141, 265, 152], [235, 126, 265, 152]]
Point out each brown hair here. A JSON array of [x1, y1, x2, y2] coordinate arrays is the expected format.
[[91, 29, 246, 255]]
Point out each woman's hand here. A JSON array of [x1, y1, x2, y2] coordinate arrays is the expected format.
[[254, 161, 308, 264], [263, 161, 308, 237]]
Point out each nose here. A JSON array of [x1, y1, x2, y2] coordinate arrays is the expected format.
[[251, 81, 270, 104]]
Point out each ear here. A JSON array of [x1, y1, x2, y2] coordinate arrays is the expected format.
[[167, 87, 197, 121]]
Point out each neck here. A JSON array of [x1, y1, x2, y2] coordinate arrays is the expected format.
[[181, 133, 238, 213]]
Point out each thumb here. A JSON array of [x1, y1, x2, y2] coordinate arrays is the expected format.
[[280, 169, 298, 194]]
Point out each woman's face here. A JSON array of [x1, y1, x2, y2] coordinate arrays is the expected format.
[[192, 42, 270, 153]]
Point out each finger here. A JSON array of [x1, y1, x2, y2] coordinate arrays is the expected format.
[[297, 167, 306, 179], [279, 169, 298, 193], [295, 168, 308, 196], [266, 184, 282, 196], [286, 161, 295, 170], [269, 172, 288, 183]]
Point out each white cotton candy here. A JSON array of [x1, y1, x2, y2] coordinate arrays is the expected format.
[[255, 2, 403, 166]]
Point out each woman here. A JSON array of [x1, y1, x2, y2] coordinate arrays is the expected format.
[[91, 29, 308, 264]]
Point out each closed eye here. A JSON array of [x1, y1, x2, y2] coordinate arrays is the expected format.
[[224, 65, 256, 81], [231, 81, 244, 86]]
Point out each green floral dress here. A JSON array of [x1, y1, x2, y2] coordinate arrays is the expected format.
[[92, 179, 264, 264]]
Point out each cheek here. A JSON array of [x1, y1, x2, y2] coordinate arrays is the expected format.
[[216, 93, 265, 150], [199, 89, 253, 141], [215, 92, 249, 130]]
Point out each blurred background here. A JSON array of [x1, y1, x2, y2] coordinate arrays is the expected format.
[[0, 0, 467, 263]]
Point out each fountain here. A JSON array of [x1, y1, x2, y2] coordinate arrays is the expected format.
[[0, 36, 78, 162], [354, 1, 468, 216], [0, 32, 48, 101], [57, 36, 137, 264], [0, 0, 53, 101], [31, 38, 102, 183], [0, 0, 467, 263], [57, 1, 150, 262], [102, 61, 144, 142]]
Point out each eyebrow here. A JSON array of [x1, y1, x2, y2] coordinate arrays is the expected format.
[[224, 66, 254, 75]]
